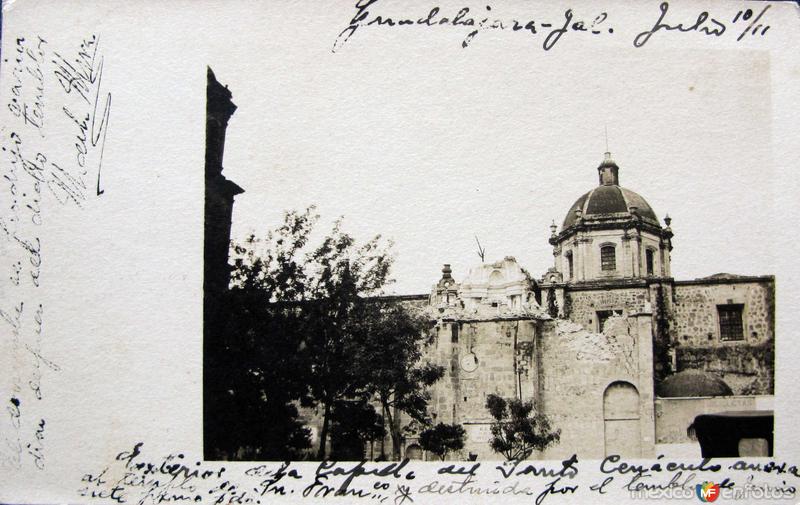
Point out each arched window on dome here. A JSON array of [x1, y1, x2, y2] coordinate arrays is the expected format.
[[600, 245, 616, 272], [565, 251, 574, 280]]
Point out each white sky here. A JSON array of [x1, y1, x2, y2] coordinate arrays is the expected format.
[[202, 2, 775, 295]]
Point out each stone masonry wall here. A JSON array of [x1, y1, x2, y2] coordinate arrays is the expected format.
[[672, 280, 774, 394], [409, 318, 537, 459], [537, 315, 655, 460], [565, 286, 650, 331], [413, 314, 656, 460]]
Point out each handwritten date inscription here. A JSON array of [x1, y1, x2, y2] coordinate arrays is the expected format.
[[332, 0, 772, 52], [633, 3, 771, 47]]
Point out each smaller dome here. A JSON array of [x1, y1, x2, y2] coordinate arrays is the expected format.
[[657, 370, 733, 398]]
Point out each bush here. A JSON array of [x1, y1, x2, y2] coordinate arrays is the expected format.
[[419, 423, 466, 461], [486, 394, 560, 460]]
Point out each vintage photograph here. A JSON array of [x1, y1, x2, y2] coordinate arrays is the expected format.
[[2, 2, 798, 504], [202, 46, 774, 463]]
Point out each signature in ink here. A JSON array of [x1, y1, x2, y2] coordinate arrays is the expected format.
[[52, 34, 111, 196]]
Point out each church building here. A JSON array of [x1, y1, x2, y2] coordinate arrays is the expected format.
[[399, 152, 774, 460], [203, 70, 773, 462]]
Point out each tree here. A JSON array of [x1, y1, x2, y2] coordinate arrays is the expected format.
[[355, 300, 445, 460], [485, 394, 560, 461], [206, 287, 313, 460], [219, 207, 442, 460], [206, 208, 319, 460], [301, 219, 395, 459], [419, 423, 466, 461], [330, 399, 386, 460]]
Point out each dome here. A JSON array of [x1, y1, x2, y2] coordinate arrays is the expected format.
[[561, 152, 659, 230], [657, 370, 734, 398], [562, 185, 659, 229]]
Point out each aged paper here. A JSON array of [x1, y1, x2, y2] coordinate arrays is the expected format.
[[1, 0, 798, 504]]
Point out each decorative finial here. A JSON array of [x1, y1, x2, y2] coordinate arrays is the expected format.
[[663, 214, 674, 243], [550, 220, 557, 236], [605, 125, 609, 153], [442, 264, 452, 278]]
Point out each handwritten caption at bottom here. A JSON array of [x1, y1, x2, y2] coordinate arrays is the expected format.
[[78, 443, 798, 505]]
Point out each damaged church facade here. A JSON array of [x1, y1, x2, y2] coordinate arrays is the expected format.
[[204, 71, 774, 461], [398, 153, 775, 460]]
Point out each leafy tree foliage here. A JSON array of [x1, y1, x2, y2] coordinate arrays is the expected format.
[[205, 299, 312, 460], [330, 399, 386, 460], [419, 423, 466, 461], [485, 394, 561, 461], [208, 206, 442, 460], [206, 208, 318, 460], [355, 301, 444, 460], [299, 218, 396, 459]]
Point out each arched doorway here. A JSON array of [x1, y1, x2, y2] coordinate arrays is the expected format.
[[405, 443, 423, 460], [603, 381, 641, 457]]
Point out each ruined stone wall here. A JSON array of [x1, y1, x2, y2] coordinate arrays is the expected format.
[[671, 280, 774, 394], [415, 318, 537, 459], [672, 280, 773, 345], [564, 286, 650, 331], [412, 313, 658, 460], [537, 316, 656, 460]]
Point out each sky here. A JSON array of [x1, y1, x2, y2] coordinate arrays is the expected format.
[[202, 1, 775, 295]]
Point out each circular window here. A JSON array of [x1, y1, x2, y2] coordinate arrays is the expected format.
[[460, 353, 479, 372]]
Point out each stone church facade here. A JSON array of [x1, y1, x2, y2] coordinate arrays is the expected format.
[[203, 71, 773, 461], [397, 152, 774, 461], [203, 70, 773, 461]]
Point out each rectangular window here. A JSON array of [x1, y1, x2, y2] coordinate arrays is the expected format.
[[718, 304, 744, 341], [566, 252, 574, 279], [646, 249, 654, 276], [601, 246, 616, 271], [451, 323, 459, 343]]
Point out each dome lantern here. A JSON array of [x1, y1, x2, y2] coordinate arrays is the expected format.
[[598, 151, 620, 186]]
